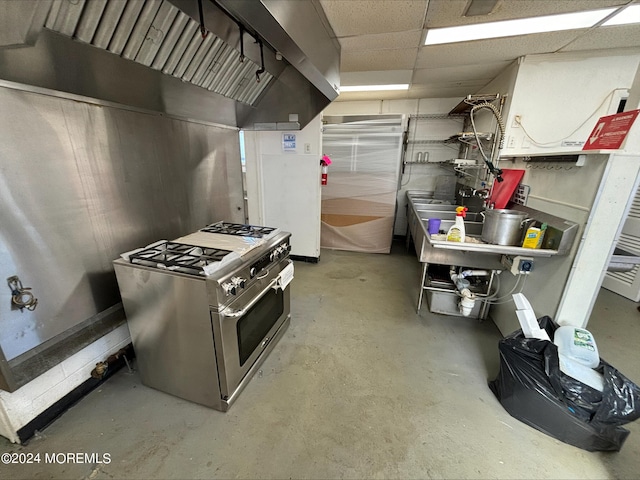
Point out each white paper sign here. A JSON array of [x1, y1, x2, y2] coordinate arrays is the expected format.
[[283, 133, 296, 152]]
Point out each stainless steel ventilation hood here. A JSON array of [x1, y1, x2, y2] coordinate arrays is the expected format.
[[0, 0, 340, 130]]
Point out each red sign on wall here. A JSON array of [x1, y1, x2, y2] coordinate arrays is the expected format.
[[583, 109, 640, 150]]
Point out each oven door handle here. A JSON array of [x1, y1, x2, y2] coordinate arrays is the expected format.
[[220, 277, 279, 318]]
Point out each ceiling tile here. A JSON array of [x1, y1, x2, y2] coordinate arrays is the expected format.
[[341, 70, 413, 85], [412, 61, 511, 83], [407, 82, 489, 99], [342, 48, 419, 71], [338, 31, 423, 52], [562, 25, 640, 51], [425, 0, 628, 28], [319, 0, 428, 36], [415, 30, 587, 68], [321, 0, 640, 101]]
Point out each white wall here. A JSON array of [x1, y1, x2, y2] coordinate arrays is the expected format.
[[323, 97, 462, 117], [490, 50, 640, 334], [503, 50, 640, 156], [0, 325, 130, 443]]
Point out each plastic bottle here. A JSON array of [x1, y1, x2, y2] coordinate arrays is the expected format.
[[447, 206, 467, 242], [553, 326, 600, 368]]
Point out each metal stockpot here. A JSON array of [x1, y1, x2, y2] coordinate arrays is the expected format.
[[481, 209, 531, 246]]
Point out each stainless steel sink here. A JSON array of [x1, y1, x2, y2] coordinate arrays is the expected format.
[[434, 220, 484, 236], [411, 202, 451, 211], [417, 209, 481, 222]]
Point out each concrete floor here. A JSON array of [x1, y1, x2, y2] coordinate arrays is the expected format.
[[1, 242, 639, 479]]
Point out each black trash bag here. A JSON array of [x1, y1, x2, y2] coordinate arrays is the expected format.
[[489, 316, 640, 452]]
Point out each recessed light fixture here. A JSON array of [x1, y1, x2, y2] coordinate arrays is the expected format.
[[340, 84, 410, 92], [464, 0, 499, 17], [425, 8, 618, 45], [603, 4, 640, 26]]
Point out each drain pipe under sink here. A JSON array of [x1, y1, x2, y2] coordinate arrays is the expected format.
[[449, 268, 491, 316]]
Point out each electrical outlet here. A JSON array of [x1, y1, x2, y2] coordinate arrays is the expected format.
[[507, 136, 516, 148], [304, 143, 311, 154], [512, 115, 522, 128]]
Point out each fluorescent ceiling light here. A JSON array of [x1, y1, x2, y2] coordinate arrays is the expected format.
[[603, 4, 640, 26], [340, 84, 410, 92], [425, 8, 617, 45]]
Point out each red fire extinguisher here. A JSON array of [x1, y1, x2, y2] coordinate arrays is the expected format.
[[321, 154, 332, 186]]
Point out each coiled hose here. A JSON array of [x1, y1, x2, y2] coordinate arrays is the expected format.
[[470, 101, 506, 182]]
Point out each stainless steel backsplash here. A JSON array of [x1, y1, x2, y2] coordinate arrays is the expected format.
[[0, 85, 244, 362]]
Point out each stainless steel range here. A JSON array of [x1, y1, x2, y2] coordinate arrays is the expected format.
[[113, 222, 292, 411]]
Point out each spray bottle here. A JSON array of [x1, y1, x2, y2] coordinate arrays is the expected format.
[[447, 206, 468, 242]]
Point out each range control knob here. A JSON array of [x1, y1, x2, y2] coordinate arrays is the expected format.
[[222, 282, 237, 296], [232, 276, 246, 289], [250, 267, 258, 277], [269, 251, 277, 261]]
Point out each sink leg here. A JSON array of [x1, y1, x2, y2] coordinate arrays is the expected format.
[[479, 269, 496, 320], [417, 262, 428, 313]]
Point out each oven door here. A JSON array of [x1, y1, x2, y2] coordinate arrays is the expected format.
[[212, 259, 291, 402]]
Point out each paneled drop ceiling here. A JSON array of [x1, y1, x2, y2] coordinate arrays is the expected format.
[[319, 0, 640, 101]]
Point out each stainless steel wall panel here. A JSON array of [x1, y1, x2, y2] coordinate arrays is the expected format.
[[50, 0, 85, 36], [150, 10, 189, 70], [122, 0, 162, 60], [135, 1, 179, 67], [106, 0, 145, 55], [0, 85, 244, 362], [92, 0, 127, 49], [182, 33, 215, 82], [74, 0, 108, 44], [161, 18, 198, 74]]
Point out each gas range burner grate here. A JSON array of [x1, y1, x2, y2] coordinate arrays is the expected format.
[[129, 241, 233, 275], [200, 222, 277, 238]]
